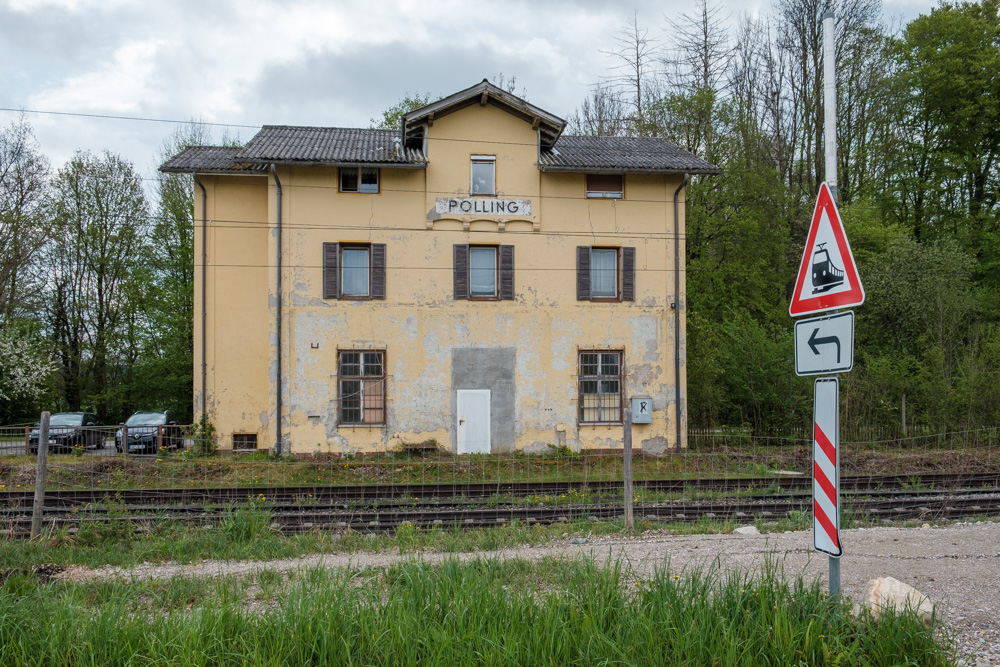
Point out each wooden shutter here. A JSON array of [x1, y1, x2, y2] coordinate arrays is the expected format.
[[323, 242, 339, 299], [499, 245, 515, 300], [453, 244, 470, 299], [621, 246, 635, 301], [576, 246, 591, 300], [370, 243, 386, 299]]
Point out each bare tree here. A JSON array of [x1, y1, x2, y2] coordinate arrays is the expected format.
[[568, 83, 629, 136], [601, 12, 662, 135]]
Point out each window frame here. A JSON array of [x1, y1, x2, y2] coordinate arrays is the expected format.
[[337, 349, 387, 427], [469, 245, 499, 299], [576, 246, 635, 302], [470, 154, 496, 196], [453, 244, 515, 301], [323, 242, 386, 301], [339, 166, 380, 194], [578, 350, 624, 425], [586, 174, 624, 199]]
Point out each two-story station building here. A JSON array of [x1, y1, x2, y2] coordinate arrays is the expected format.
[[161, 80, 719, 456]]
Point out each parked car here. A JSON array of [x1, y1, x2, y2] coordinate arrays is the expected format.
[[115, 411, 183, 454], [28, 412, 102, 454]]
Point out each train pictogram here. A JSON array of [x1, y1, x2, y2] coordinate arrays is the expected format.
[[811, 242, 845, 294]]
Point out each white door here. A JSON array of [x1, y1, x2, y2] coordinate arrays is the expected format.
[[457, 390, 491, 454]]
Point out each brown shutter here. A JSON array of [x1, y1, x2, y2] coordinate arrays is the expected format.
[[621, 246, 635, 301], [323, 242, 339, 299], [453, 244, 470, 299], [577, 246, 591, 300], [499, 245, 515, 300], [370, 243, 386, 299]]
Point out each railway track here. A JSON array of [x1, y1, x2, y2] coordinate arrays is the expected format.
[[2, 472, 997, 508], [1, 481, 998, 537]]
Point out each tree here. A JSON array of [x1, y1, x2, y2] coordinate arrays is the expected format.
[[47, 150, 149, 420], [0, 116, 50, 322], [370, 92, 434, 130], [0, 323, 53, 422]]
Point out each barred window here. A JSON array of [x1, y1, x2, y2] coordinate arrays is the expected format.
[[579, 351, 622, 424], [339, 350, 386, 425]]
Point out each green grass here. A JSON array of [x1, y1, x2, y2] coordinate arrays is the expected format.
[[0, 556, 953, 665]]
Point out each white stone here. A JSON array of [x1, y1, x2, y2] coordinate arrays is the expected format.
[[862, 577, 934, 627], [734, 525, 760, 536]]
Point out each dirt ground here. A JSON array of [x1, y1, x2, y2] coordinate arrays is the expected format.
[[62, 521, 1000, 665]]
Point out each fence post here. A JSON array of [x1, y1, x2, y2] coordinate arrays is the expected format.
[[24, 425, 29, 455], [30, 411, 50, 540], [623, 406, 634, 531]]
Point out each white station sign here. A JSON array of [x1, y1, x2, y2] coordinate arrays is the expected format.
[[794, 311, 855, 376], [435, 198, 532, 216]]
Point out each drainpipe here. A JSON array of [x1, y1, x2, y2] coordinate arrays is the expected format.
[[270, 164, 283, 456], [673, 174, 689, 454], [195, 177, 208, 424]]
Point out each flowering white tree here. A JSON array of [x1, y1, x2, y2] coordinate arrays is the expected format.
[[0, 326, 53, 405]]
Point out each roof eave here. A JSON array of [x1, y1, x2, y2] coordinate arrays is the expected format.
[[239, 159, 427, 169], [539, 165, 722, 175]]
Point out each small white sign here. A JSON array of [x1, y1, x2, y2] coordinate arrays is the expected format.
[[794, 311, 855, 376], [630, 396, 652, 424], [435, 198, 531, 216]]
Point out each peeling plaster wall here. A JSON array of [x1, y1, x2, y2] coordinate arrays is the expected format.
[[196, 102, 688, 454]]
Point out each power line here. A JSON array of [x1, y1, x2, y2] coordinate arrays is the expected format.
[[0, 107, 260, 129]]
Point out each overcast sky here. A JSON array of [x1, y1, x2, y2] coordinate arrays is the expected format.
[[2, 0, 938, 178]]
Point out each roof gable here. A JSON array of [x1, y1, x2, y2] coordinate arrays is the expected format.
[[402, 80, 566, 150]]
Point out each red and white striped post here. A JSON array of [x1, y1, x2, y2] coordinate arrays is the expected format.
[[813, 378, 842, 561]]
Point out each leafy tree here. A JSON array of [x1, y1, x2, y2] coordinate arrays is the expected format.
[[0, 322, 54, 422], [370, 93, 434, 130], [47, 150, 149, 421], [0, 116, 50, 322]]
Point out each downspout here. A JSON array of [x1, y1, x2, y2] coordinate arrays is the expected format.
[[270, 165, 283, 456], [673, 174, 689, 454], [195, 177, 207, 423]]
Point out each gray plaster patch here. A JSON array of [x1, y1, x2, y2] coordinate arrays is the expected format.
[[450, 347, 516, 454], [641, 435, 670, 455]]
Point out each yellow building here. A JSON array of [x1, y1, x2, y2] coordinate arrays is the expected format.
[[161, 81, 719, 456]]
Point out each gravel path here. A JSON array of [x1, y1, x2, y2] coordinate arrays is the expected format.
[[61, 521, 1000, 664]]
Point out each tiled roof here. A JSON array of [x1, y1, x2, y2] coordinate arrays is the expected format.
[[542, 136, 720, 174], [234, 126, 426, 166], [159, 146, 268, 174], [162, 131, 719, 175]]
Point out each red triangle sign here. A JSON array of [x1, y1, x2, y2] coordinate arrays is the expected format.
[[790, 183, 865, 317]]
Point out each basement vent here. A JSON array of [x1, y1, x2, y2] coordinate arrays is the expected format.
[[233, 433, 258, 450]]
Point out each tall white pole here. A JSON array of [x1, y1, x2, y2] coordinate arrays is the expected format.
[[824, 10, 838, 201], [823, 9, 841, 599]]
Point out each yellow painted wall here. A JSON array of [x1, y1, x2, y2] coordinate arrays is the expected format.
[[197, 101, 687, 454]]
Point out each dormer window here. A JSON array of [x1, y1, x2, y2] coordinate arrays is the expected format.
[[340, 167, 379, 193], [470, 155, 495, 196]]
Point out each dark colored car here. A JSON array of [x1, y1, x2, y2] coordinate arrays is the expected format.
[[115, 411, 183, 454], [28, 412, 102, 454]]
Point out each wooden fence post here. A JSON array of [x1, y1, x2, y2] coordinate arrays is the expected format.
[[30, 411, 50, 540], [623, 406, 634, 531]]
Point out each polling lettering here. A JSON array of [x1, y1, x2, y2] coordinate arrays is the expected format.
[[435, 198, 532, 216]]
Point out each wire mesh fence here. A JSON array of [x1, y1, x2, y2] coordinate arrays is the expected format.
[[1, 421, 997, 499]]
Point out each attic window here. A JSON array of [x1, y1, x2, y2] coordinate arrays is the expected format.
[[341, 167, 379, 193], [586, 174, 623, 199], [470, 155, 495, 196]]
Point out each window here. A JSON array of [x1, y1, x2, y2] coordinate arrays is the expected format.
[[579, 351, 622, 424], [340, 167, 379, 193], [339, 350, 386, 425], [453, 244, 514, 300], [576, 246, 635, 301], [586, 174, 624, 199], [323, 243, 386, 300], [232, 433, 258, 450], [470, 155, 495, 195]]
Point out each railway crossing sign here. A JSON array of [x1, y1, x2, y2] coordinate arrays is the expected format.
[[795, 311, 855, 376], [813, 377, 842, 558], [789, 183, 865, 317]]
